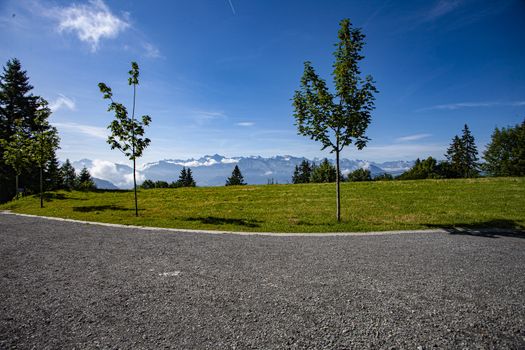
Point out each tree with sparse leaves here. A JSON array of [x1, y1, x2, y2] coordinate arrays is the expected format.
[[292, 19, 377, 221], [30, 99, 60, 208], [226, 165, 246, 186], [99, 62, 151, 216]]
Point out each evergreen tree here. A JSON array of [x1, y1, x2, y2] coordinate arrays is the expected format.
[[293, 19, 378, 221], [60, 159, 77, 190], [177, 167, 187, 187], [310, 158, 337, 183], [292, 160, 313, 184], [397, 157, 444, 180], [347, 168, 372, 182], [374, 173, 393, 181], [483, 119, 525, 176], [445, 124, 479, 178], [0, 58, 40, 202], [445, 135, 464, 178], [461, 124, 479, 177], [45, 154, 63, 191], [226, 165, 246, 186], [77, 167, 96, 191], [185, 168, 196, 187]]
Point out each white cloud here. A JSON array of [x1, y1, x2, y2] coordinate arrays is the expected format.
[[51, 0, 129, 51], [236, 121, 255, 127], [417, 101, 525, 112], [88, 159, 143, 188], [143, 42, 162, 58], [53, 122, 107, 139], [395, 133, 432, 142], [49, 94, 76, 112]]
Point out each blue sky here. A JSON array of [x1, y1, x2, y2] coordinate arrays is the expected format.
[[1, 0, 524, 165]]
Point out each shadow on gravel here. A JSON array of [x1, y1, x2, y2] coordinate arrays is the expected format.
[[426, 220, 525, 239], [72, 205, 140, 212], [185, 216, 262, 228]]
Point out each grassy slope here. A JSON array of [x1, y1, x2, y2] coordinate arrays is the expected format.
[[1, 177, 524, 233]]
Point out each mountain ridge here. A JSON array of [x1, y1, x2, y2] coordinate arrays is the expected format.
[[71, 155, 414, 189]]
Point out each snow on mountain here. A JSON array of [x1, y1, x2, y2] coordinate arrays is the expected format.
[[72, 155, 414, 188]]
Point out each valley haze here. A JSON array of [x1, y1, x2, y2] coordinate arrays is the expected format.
[[71, 155, 414, 189]]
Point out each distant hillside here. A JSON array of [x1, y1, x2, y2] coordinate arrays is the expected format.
[[70, 155, 414, 189]]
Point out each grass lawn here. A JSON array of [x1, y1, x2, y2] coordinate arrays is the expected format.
[[1, 177, 524, 233]]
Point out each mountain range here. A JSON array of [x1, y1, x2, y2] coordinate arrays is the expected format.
[[72, 155, 414, 189]]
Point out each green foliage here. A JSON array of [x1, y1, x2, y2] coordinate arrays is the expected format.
[[76, 167, 96, 191], [397, 157, 444, 180], [374, 173, 393, 181], [99, 62, 151, 216], [292, 18, 377, 221], [292, 160, 312, 184], [483, 119, 525, 176], [3, 178, 524, 233], [0, 124, 33, 198], [140, 179, 156, 189], [347, 168, 372, 182], [445, 124, 479, 178], [0, 58, 43, 202], [310, 158, 337, 183], [60, 159, 77, 191], [226, 165, 246, 186], [45, 154, 63, 191]]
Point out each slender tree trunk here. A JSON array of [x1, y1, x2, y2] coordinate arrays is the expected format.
[[132, 83, 138, 217], [133, 158, 138, 217], [40, 166, 43, 208], [335, 147, 341, 222], [15, 174, 19, 200]]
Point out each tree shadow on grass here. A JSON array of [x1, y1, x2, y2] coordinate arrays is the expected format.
[[425, 220, 525, 239], [73, 205, 140, 213], [42, 193, 88, 201], [185, 216, 262, 228]]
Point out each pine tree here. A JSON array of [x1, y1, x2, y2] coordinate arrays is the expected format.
[[77, 167, 96, 191], [461, 124, 479, 178], [0, 58, 40, 202], [185, 168, 196, 187], [177, 167, 187, 187], [446, 135, 464, 178], [310, 158, 336, 183], [226, 165, 246, 186], [60, 159, 76, 190], [45, 154, 63, 191], [292, 160, 313, 184]]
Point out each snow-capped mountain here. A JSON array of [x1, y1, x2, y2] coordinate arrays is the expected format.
[[71, 155, 414, 189]]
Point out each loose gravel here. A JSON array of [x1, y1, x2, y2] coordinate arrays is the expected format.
[[1, 213, 524, 349]]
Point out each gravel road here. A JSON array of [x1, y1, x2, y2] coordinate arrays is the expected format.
[[1, 213, 524, 349]]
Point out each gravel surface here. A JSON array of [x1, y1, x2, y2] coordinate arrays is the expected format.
[[1, 213, 524, 349]]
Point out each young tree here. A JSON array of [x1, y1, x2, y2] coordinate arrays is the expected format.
[[0, 123, 33, 198], [292, 19, 377, 221], [30, 99, 60, 208], [99, 62, 151, 216], [226, 165, 246, 186], [483, 119, 525, 176], [60, 159, 77, 190], [77, 167, 96, 191]]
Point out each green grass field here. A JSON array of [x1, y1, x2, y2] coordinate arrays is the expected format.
[[1, 177, 524, 233]]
